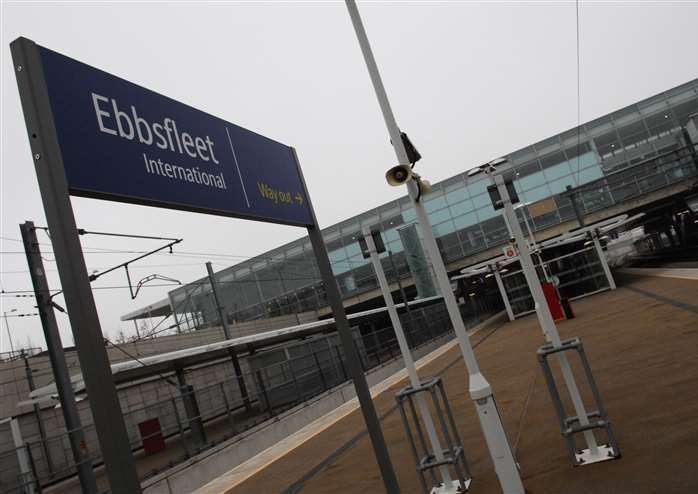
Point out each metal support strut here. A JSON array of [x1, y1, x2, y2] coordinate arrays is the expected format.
[[537, 338, 620, 465], [396, 378, 471, 494]]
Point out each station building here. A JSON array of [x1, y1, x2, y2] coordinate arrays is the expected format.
[[3, 80, 697, 494], [127, 79, 698, 334]]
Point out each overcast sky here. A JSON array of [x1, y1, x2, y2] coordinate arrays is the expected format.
[[1, 1, 697, 351]]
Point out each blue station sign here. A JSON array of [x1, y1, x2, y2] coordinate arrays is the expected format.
[[36, 45, 313, 226]]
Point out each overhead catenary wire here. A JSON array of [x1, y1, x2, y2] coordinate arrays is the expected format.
[[574, 0, 583, 184]]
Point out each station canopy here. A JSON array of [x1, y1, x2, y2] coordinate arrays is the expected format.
[[26, 296, 443, 406], [120, 297, 173, 322], [452, 213, 645, 280]]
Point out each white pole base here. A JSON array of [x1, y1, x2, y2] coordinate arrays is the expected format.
[[575, 444, 618, 466], [430, 478, 472, 494]]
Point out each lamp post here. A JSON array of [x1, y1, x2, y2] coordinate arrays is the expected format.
[[514, 202, 550, 282], [344, 2, 525, 492], [478, 159, 602, 460], [3, 309, 18, 356]]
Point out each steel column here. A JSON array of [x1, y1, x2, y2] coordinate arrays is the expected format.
[[20, 221, 98, 493], [291, 147, 399, 493], [11, 38, 141, 493], [343, 3, 524, 491], [493, 266, 514, 321]]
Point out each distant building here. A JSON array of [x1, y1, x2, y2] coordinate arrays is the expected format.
[[131, 79, 698, 332]]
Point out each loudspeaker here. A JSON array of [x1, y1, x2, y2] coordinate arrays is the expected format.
[[385, 164, 413, 186]]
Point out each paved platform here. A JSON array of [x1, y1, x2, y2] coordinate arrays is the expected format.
[[200, 274, 698, 494]]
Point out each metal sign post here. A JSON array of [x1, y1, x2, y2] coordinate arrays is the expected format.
[[12, 35, 397, 492], [11, 38, 141, 493], [20, 221, 98, 493], [294, 150, 400, 494], [344, 2, 525, 492], [361, 228, 468, 493]]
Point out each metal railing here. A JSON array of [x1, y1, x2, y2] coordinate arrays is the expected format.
[[572, 143, 697, 217], [0, 300, 497, 493]]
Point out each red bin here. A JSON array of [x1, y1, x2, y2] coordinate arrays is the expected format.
[[541, 282, 565, 321], [138, 418, 165, 455]]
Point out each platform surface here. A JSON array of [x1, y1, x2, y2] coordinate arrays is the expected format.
[[201, 274, 698, 494]]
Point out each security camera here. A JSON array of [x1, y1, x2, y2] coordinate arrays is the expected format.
[[508, 237, 516, 244], [385, 164, 413, 186]]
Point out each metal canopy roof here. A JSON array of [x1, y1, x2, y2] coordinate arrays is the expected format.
[[120, 297, 172, 322], [452, 213, 646, 280], [28, 295, 443, 403]]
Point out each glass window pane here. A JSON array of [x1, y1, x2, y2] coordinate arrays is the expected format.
[[328, 247, 347, 263], [578, 164, 604, 184], [521, 184, 551, 203], [424, 195, 448, 213], [445, 187, 470, 205], [433, 220, 456, 237], [402, 208, 416, 223], [453, 211, 478, 230], [428, 208, 452, 225], [517, 170, 546, 191], [476, 205, 498, 222], [458, 225, 485, 252], [471, 193, 491, 209], [543, 161, 573, 181], [383, 228, 400, 243], [548, 175, 577, 195], [467, 178, 489, 197], [539, 151, 566, 170], [448, 198, 475, 217], [344, 241, 361, 259]]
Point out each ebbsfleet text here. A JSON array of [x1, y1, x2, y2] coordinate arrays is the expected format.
[[91, 92, 227, 190]]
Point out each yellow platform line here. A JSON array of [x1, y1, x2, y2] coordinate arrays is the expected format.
[[194, 315, 501, 494]]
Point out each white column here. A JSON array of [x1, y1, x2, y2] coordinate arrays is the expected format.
[[493, 266, 515, 321], [592, 231, 616, 290], [345, 3, 525, 490], [11, 418, 37, 494], [494, 174, 600, 456], [363, 227, 455, 489]]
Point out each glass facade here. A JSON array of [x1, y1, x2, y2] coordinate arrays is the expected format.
[[169, 79, 698, 328]]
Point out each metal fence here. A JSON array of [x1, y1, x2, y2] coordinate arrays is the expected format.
[[1, 300, 495, 493], [573, 143, 697, 217], [502, 246, 610, 318]]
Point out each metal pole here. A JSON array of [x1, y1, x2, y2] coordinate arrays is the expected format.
[[590, 231, 616, 290], [363, 228, 455, 489], [494, 173, 600, 456], [3, 311, 16, 355], [566, 185, 585, 227], [492, 266, 514, 321], [20, 222, 98, 493], [206, 261, 251, 409], [10, 419, 36, 494], [206, 262, 231, 340], [291, 149, 400, 493], [344, 3, 524, 491], [22, 351, 55, 479], [387, 250, 415, 330], [11, 38, 141, 493]]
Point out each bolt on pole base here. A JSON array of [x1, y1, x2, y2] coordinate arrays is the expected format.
[[430, 479, 471, 494], [575, 444, 618, 466], [537, 337, 621, 466]]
